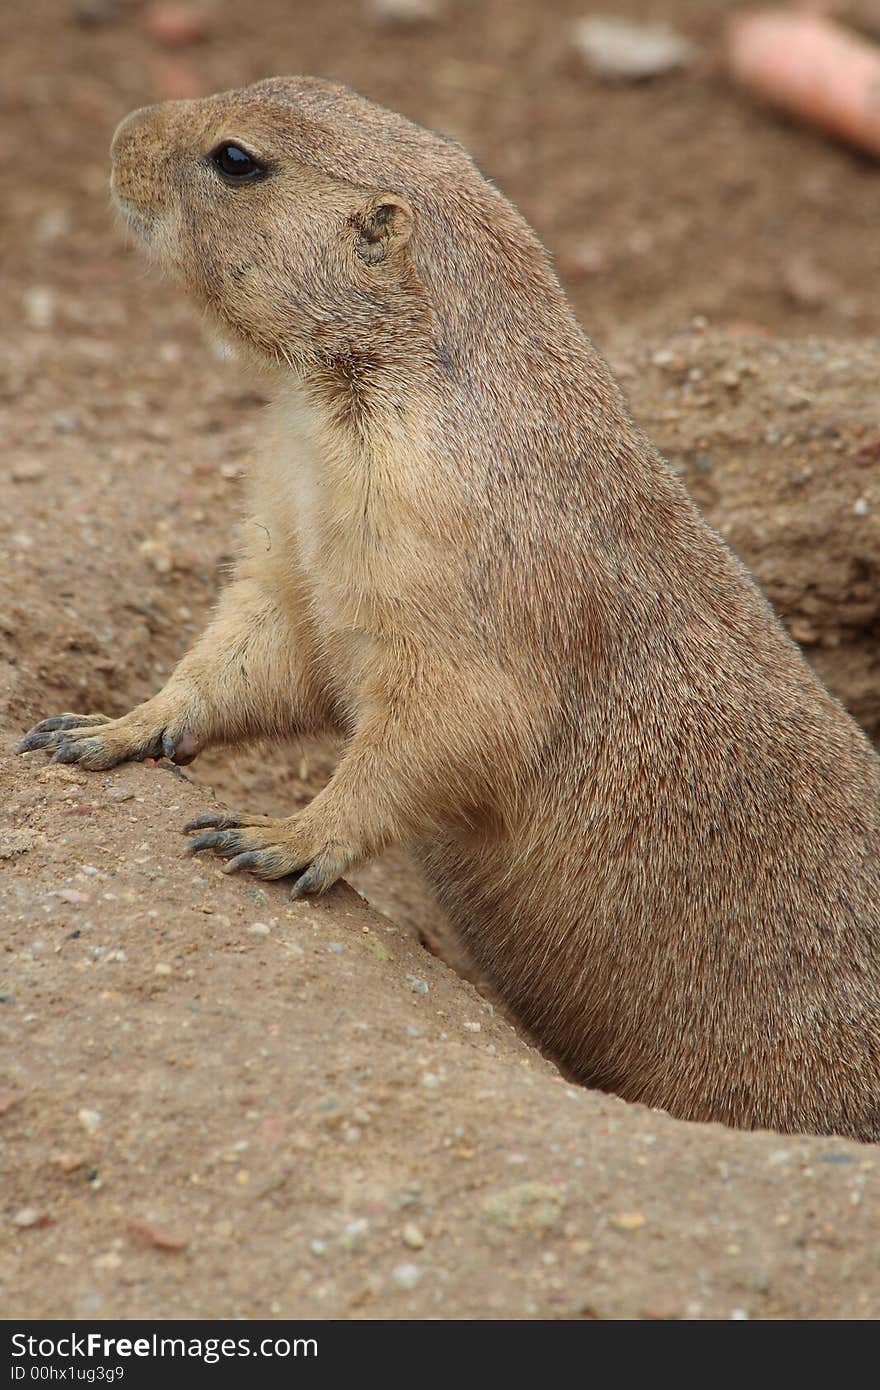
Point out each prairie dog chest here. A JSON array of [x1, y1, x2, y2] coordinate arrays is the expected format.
[[248, 389, 382, 684]]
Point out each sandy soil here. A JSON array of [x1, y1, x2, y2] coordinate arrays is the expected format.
[[2, 0, 880, 1319]]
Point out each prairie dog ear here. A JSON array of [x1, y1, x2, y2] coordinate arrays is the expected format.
[[352, 193, 413, 264]]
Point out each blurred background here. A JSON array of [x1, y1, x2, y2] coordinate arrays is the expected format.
[[4, 0, 880, 350]]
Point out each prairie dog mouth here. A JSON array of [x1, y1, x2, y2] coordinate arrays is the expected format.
[[109, 181, 155, 244]]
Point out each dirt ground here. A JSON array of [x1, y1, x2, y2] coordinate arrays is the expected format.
[[2, 0, 880, 1320]]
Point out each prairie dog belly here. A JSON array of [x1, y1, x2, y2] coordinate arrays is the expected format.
[[248, 392, 378, 709]]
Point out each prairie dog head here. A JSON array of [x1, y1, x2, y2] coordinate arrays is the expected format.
[[110, 77, 443, 371]]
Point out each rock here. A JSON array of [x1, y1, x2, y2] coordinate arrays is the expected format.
[[127, 1219, 190, 1252], [73, 0, 120, 25], [340, 1218, 369, 1250], [610, 1211, 647, 1231], [107, 785, 135, 803], [401, 1222, 426, 1249], [249, 922, 271, 937], [22, 287, 55, 330], [573, 17, 697, 81], [139, 538, 174, 575], [392, 1261, 422, 1289], [482, 1182, 566, 1231], [12, 1208, 45, 1229], [10, 460, 47, 483], [53, 1153, 85, 1174], [365, 0, 442, 26], [77, 1108, 101, 1135], [50, 413, 81, 433], [93, 1251, 123, 1270], [406, 975, 429, 994], [0, 829, 36, 860]]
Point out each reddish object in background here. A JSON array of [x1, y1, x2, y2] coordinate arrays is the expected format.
[[727, 9, 880, 157], [144, 2, 206, 48]]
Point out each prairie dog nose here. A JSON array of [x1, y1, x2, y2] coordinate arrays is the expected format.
[[110, 104, 157, 164]]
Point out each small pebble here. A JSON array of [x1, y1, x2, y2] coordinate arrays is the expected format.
[[107, 785, 135, 803], [365, 0, 441, 24], [401, 1222, 426, 1250], [154, 962, 173, 976], [339, 1220, 370, 1251], [12, 1208, 43, 1229], [249, 922, 270, 937], [0, 829, 36, 859], [392, 1262, 422, 1290], [611, 1211, 647, 1231], [573, 17, 696, 81], [77, 1108, 101, 1135], [23, 286, 55, 330], [94, 1251, 123, 1270], [127, 1219, 190, 1252], [51, 413, 81, 434], [54, 1153, 84, 1173], [10, 460, 47, 483], [483, 1182, 565, 1231], [407, 975, 429, 994], [139, 538, 174, 574], [854, 497, 869, 516]]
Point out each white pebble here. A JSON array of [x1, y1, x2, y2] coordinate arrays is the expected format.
[[365, 0, 440, 24], [23, 286, 55, 329], [392, 1262, 422, 1290], [402, 1222, 426, 1250], [12, 1208, 42, 1228], [574, 18, 696, 81]]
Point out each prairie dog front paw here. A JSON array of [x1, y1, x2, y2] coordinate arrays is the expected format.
[[183, 810, 354, 898], [17, 703, 203, 770]]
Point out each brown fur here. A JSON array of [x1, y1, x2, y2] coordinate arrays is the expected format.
[[18, 77, 880, 1139]]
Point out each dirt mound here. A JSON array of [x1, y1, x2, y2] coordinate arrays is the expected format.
[[2, 754, 880, 1321]]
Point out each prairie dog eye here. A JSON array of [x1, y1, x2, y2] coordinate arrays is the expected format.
[[210, 143, 267, 182]]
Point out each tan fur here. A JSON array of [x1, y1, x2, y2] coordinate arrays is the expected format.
[[19, 78, 880, 1140]]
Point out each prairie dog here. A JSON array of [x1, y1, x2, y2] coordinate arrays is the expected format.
[[18, 77, 880, 1139]]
